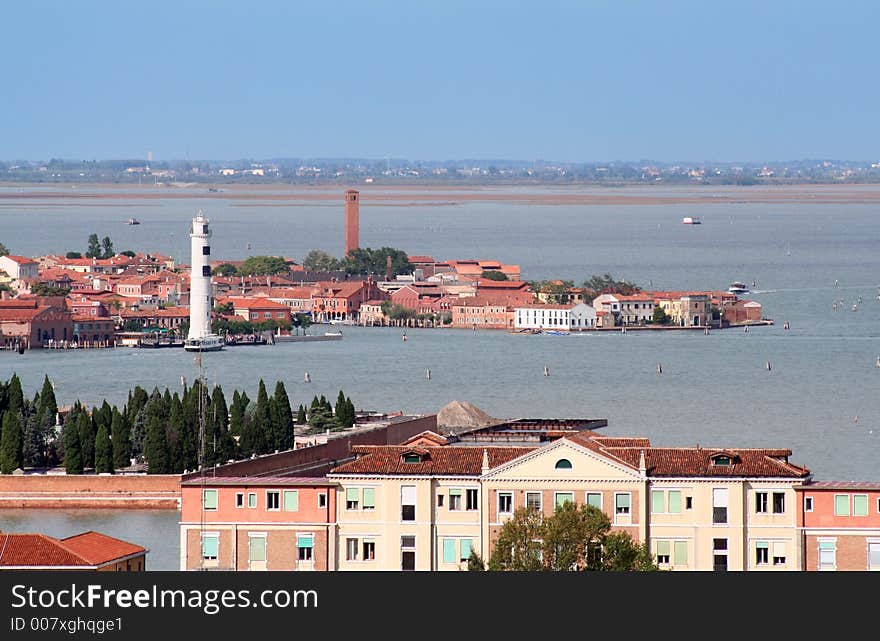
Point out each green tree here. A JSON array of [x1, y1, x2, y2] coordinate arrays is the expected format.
[[78, 411, 96, 470], [7, 373, 23, 417], [582, 273, 641, 296], [30, 283, 71, 297], [302, 249, 341, 272], [94, 422, 113, 473], [0, 241, 9, 256], [86, 233, 102, 259], [62, 418, 83, 474], [488, 506, 545, 571], [480, 270, 509, 281], [22, 412, 47, 469], [467, 550, 486, 571], [211, 263, 237, 277], [599, 531, 660, 572], [208, 385, 234, 466], [111, 408, 131, 469], [0, 411, 24, 473], [273, 381, 293, 451], [101, 236, 114, 259], [342, 247, 410, 278], [237, 255, 289, 276], [252, 380, 271, 455], [296, 404, 307, 424], [120, 250, 136, 258], [292, 313, 312, 334], [65, 251, 82, 259], [36, 376, 57, 426], [144, 413, 170, 474], [543, 502, 610, 571], [652, 305, 671, 325]]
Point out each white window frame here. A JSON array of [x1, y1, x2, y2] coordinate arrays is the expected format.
[[755, 491, 768, 514], [526, 491, 543, 512], [345, 537, 359, 562], [867, 539, 880, 571], [554, 491, 575, 510], [318, 492, 327, 509], [498, 492, 513, 516], [465, 488, 479, 511], [200, 532, 219, 561], [804, 496, 813, 512], [818, 538, 837, 571], [247, 492, 257, 509], [585, 492, 603, 510], [266, 490, 280, 511], [235, 492, 244, 509], [614, 492, 631, 517]]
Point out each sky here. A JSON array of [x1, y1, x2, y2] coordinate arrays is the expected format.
[[2, 0, 878, 163]]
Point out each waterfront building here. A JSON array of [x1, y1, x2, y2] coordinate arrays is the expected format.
[[513, 302, 596, 330], [592, 293, 655, 325], [310, 278, 383, 323], [0, 254, 39, 285], [218, 296, 292, 325], [451, 296, 514, 329], [0, 531, 147, 571], [796, 481, 880, 571], [0, 299, 73, 349]]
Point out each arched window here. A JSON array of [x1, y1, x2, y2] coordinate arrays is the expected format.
[[555, 458, 573, 470]]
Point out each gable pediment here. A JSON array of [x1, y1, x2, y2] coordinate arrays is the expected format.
[[484, 439, 642, 481]]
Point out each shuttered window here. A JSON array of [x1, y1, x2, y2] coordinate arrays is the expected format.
[[283, 490, 299, 512]]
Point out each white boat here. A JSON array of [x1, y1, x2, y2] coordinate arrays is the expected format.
[[183, 334, 225, 352], [682, 216, 701, 225], [126, 217, 140, 225], [728, 281, 749, 295]]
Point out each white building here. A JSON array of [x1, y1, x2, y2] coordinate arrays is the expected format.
[[513, 303, 596, 331], [592, 293, 655, 325], [0, 255, 39, 283]]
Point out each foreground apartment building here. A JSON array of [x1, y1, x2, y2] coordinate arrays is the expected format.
[[180, 413, 880, 571]]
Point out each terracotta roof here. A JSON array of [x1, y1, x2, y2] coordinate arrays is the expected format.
[[475, 279, 529, 289], [408, 256, 436, 264], [0, 305, 52, 321], [329, 445, 534, 475], [603, 447, 810, 478], [181, 476, 336, 487], [222, 297, 290, 309], [61, 531, 146, 565], [1, 255, 37, 264], [798, 480, 880, 490], [0, 531, 145, 568]]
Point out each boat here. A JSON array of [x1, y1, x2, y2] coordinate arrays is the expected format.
[[183, 334, 225, 352], [543, 330, 570, 336], [126, 217, 140, 225], [682, 216, 702, 225], [728, 281, 750, 295]]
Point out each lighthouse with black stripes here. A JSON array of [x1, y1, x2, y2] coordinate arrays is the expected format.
[[184, 211, 224, 352]]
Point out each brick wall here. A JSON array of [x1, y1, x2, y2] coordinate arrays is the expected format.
[[0, 474, 181, 508]]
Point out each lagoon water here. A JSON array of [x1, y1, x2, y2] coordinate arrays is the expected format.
[[1, 184, 879, 569]]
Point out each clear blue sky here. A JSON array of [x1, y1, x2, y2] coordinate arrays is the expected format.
[[2, 1, 878, 162]]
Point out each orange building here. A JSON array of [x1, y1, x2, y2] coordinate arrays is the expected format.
[[180, 477, 338, 571]]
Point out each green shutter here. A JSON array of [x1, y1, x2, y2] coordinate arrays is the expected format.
[[201, 536, 218, 558], [249, 537, 266, 562], [556, 493, 574, 508], [203, 489, 217, 510], [346, 487, 359, 502], [443, 539, 456, 564], [449, 489, 462, 496], [668, 491, 682, 514], [283, 490, 299, 511], [248, 493, 257, 508], [362, 487, 376, 508], [819, 541, 835, 550], [756, 541, 769, 549], [460, 539, 472, 561], [673, 541, 687, 565], [834, 495, 850, 515], [853, 495, 868, 516], [652, 490, 665, 513], [296, 534, 313, 548], [616, 493, 630, 509], [586, 493, 602, 508], [657, 540, 670, 556]]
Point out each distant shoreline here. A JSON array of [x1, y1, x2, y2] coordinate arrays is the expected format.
[[2, 182, 880, 206]]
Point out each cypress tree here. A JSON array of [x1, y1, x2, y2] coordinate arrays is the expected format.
[[273, 381, 293, 451], [296, 404, 307, 424], [94, 422, 113, 473], [7, 373, 23, 417], [126, 386, 148, 427], [131, 407, 147, 461], [167, 396, 185, 473], [144, 413, 170, 474], [0, 411, 23, 473], [335, 390, 347, 425], [22, 412, 46, 468], [111, 408, 131, 470], [79, 411, 96, 470], [63, 418, 83, 475], [311, 395, 320, 409], [253, 380, 271, 455], [346, 396, 356, 427], [37, 375, 57, 425], [209, 385, 234, 466], [229, 390, 246, 437]]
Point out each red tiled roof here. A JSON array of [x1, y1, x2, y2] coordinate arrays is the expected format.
[[475, 279, 529, 289], [222, 297, 289, 309], [602, 447, 810, 478], [1, 255, 37, 265], [408, 256, 436, 264], [0, 531, 145, 568], [330, 445, 535, 475], [181, 476, 336, 487], [0, 305, 52, 321]]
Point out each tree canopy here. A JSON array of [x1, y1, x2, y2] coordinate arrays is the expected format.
[[302, 249, 341, 272], [237, 255, 290, 276], [342, 247, 409, 278]]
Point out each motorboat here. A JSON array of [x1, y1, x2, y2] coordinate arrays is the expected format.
[[183, 334, 225, 352], [682, 216, 701, 225], [126, 217, 140, 225], [728, 281, 749, 295]]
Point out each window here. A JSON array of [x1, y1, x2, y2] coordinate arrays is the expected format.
[[756, 541, 769, 565], [667, 491, 682, 514], [318, 493, 327, 509], [818, 540, 836, 571], [362, 487, 376, 510], [685, 496, 693, 510], [853, 494, 868, 516], [868, 542, 880, 570], [449, 489, 462, 511], [363, 539, 376, 561], [346, 488, 359, 510], [283, 490, 298, 512], [673, 541, 687, 566], [248, 536, 266, 564], [202, 489, 218, 511], [526, 492, 542, 512], [266, 491, 280, 511], [804, 496, 813, 512], [235, 492, 244, 508], [713, 488, 728, 524], [466, 489, 478, 511], [346, 538, 358, 561], [712, 455, 731, 466], [713, 538, 728, 572], [202, 245, 210, 255], [201, 265, 211, 277], [442, 539, 457, 564], [498, 492, 513, 515], [586, 492, 602, 509], [555, 458, 572, 469], [615, 493, 630, 516], [401, 485, 416, 521], [403, 453, 421, 463], [772, 492, 785, 514], [460, 539, 473, 562], [401, 536, 416, 572], [437, 495, 444, 508], [651, 490, 665, 513], [656, 541, 670, 564], [201, 534, 219, 561], [834, 494, 850, 516], [755, 492, 768, 514], [297, 534, 313, 561], [713, 538, 728, 551], [555, 492, 574, 510], [773, 541, 786, 566]]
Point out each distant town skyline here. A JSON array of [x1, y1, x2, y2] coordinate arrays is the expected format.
[[3, 1, 878, 161]]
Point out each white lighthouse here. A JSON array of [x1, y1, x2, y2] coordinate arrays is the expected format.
[[184, 211, 224, 352]]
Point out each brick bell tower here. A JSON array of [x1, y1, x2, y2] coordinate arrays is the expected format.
[[344, 189, 359, 257]]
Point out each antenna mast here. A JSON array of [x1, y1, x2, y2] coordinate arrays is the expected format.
[[197, 353, 207, 570]]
